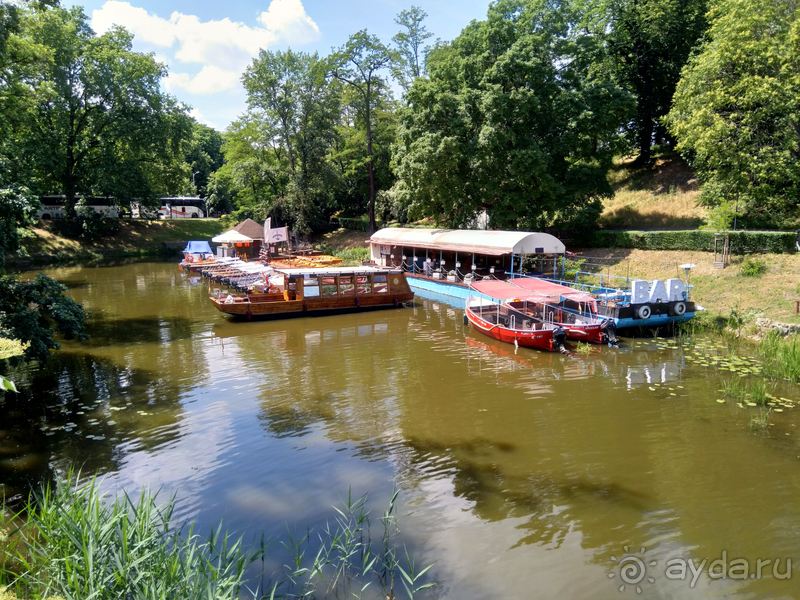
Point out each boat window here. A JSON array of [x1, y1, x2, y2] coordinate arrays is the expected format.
[[321, 277, 337, 295], [304, 276, 320, 297], [374, 274, 388, 293], [339, 276, 355, 295], [356, 275, 371, 294]]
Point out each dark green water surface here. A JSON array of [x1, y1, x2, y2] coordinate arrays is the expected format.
[[2, 260, 799, 598]]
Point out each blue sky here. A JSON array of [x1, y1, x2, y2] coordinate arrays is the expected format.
[[67, 0, 492, 130]]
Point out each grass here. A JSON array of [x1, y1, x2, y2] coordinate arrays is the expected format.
[[14, 220, 226, 264], [575, 249, 800, 324], [599, 153, 705, 229], [758, 332, 800, 383], [1, 477, 435, 600]]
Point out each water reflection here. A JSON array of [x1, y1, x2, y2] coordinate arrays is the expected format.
[[1, 262, 799, 598]]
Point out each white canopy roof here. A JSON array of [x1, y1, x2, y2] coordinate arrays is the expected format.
[[369, 228, 565, 255], [212, 230, 254, 243], [275, 266, 402, 276]]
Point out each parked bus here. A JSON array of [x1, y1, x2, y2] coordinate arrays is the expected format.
[[37, 196, 119, 220], [158, 197, 206, 219]]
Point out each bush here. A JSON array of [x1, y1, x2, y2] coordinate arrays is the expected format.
[[739, 257, 767, 277], [336, 217, 387, 232], [579, 229, 797, 254]]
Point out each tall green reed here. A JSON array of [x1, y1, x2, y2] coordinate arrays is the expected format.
[[758, 332, 800, 383]]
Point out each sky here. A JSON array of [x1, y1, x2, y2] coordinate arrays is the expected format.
[[67, 0, 493, 130]]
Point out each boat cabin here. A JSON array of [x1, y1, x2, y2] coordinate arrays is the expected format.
[[369, 228, 566, 282]]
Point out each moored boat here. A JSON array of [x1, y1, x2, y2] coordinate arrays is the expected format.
[[465, 283, 566, 352], [179, 241, 217, 271], [504, 278, 610, 344], [210, 267, 414, 320]]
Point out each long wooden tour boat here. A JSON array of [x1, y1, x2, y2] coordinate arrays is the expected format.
[[210, 267, 414, 320]]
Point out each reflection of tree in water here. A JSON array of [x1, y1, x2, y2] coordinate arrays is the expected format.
[[0, 351, 187, 501]]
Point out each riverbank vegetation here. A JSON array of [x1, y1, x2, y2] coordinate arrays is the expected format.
[[0, 478, 434, 600], [4, 0, 799, 239]]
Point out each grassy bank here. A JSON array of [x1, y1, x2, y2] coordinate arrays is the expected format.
[[11, 220, 226, 266], [1, 478, 434, 600], [576, 249, 800, 324], [600, 154, 704, 229]]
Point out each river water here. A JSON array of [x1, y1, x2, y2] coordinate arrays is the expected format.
[[1, 260, 799, 599]]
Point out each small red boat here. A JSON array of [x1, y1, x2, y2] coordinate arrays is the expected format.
[[506, 278, 612, 344], [466, 282, 566, 352]]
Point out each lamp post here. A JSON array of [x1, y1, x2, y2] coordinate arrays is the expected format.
[[192, 171, 200, 188]]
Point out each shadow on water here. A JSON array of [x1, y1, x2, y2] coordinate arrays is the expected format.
[[84, 315, 198, 348], [0, 352, 188, 503]]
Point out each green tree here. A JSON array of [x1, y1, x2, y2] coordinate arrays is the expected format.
[[330, 31, 395, 234], [590, 0, 708, 165], [393, 0, 634, 229], [10, 6, 192, 216], [242, 49, 340, 234], [392, 6, 433, 92], [668, 0, 800, 226], [185, 122, 224, 198], [0, 175, 87, 367]]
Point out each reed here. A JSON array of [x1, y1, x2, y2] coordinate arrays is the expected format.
[[758, 332, 800, 383], [749, 408, 772, 431], [2, 478, 435, 600], [1, 477, 251, 600], [721, 377, 745, 400]]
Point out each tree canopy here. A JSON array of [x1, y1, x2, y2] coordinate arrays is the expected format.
[[668, 0, 800, 226], [8, 6, 192, 215], [393, 0, 634, 229]]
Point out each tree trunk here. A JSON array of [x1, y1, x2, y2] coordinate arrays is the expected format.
[[633, 114, 653, 167], [365, 88, 376, 234]]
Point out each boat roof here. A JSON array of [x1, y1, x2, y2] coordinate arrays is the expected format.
[[184, 240, 213, 254], [274, 267, 403, 276], [369, 228, 565, 256], [471, 280, 531, 300], [472, 278, 595, 302], [510, 278, 594, 301]]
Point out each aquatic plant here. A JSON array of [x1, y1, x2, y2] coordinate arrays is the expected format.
[[266, 486, 435, 600], [1, 478, 435, 600], [758, 332, 800, 383], [573, 342, 594, 354], [0, 477, 251, 600], [749, 408, 772, 431]]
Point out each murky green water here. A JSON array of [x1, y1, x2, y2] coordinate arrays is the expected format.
[[2, 260, 799, 598]]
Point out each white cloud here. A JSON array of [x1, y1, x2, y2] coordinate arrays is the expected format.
[[166, 65, 242, 95], [91, 0, 321, 95]]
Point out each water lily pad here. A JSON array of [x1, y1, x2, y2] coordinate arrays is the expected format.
[[716, 399, 726, 403]]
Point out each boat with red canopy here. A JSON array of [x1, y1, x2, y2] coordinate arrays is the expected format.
[[506, 278, 612, 344], [466, 280, 566, 352]]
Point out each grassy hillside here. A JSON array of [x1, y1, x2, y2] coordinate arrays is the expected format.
[[15, 219, 226, 263], [600, 153, 706, 229], [577, 249, 800, 324]]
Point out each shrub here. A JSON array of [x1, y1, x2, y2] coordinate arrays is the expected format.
[[579, 229, 797, 254], [739, 257, 767, 277]]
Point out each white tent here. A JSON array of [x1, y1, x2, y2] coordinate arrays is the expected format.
[[212, 230, 254, 243]]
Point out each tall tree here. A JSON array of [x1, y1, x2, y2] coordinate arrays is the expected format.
[[393, 0, 634, 229], [9, 6, 192, 216], [330, 31, 394, 234], [242, 49, 340, 234], [392, 6, 433, 91], [668, 0, 800, 226], [185, 122, 224, 198], [588, 0, 708, 165]]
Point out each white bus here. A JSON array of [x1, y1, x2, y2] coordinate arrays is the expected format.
[[37, 196, 119, 220], [158, 197, 206, 219]]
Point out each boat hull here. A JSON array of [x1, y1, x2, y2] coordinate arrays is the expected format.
[[210, 292, 414, 320], [465, 305, 556, 351]]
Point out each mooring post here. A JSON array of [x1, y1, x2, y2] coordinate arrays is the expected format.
[[795, 300, 799, 314]]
